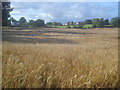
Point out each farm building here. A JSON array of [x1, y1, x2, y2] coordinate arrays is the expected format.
[[63, 23, 68, 26]]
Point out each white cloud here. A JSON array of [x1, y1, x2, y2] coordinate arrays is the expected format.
[[9, 0, 119, 2], [47, 14, 54, 19], [10, 2, 118, 23]]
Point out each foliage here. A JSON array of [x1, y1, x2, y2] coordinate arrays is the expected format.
[[84, 19, 92, 24], [110, 17, 119, 27], [73, 25, 76, 28], [8, 15, 120, 28], [46, 22, 52, 26], [9, 17, 16, 22], [104, 19, 109, 25], [19, 17, 27, 27], [67, 26, 71, 28], [77, 22, 84, 28], [28, 20, 35, 27], [93, 18, 104, 28], [49, 22, 62, 26], [96, 18, 104, 28], [93, 18, 99, 27], [57, 22, 62, 26], [8, 17, 16, 26], [34, 19, 45, 27], [52, 22, 57, 26], [2, 2, 13, 26]]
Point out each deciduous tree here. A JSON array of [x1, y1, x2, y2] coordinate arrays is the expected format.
[[2, 2, 13, 26], [19, 17, 27, 27]]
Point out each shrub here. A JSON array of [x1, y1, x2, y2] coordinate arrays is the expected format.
[[67, 26, 71, 28]]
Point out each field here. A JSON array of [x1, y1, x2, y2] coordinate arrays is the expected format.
[[83, 24, 93, 29], [45, 24, 114, 29], [2, 27, 119, 88]]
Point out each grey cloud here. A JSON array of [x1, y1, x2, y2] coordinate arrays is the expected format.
[[10, 2, 118, 23]]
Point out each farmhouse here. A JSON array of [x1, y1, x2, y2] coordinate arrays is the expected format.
[[76, 22, 79, 25], [63, 22, 76, 26]]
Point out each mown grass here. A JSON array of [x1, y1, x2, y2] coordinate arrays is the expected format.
[[46, 25, 79, 28], [46, 25, 68, 28], [47, 24, 92, 29], [2, 28, 119, 88], [83, 24, 93, 29]]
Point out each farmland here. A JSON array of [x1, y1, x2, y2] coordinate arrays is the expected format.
[[46, 24, 113, 29], [2, 27, 119, 88]]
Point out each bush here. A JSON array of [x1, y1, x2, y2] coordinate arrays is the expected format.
[[78, 25, 83, 29], [73, 25, 76, 28], [67, 26, 71, 28]]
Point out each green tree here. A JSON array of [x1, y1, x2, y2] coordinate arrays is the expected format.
[[67, 26, 71, 28], [73, 25, 76, 28], [96, 18, 104, 28], [78, 22, 84, 28], [28, 20, 35, 27], [46, 22, 52, 25], [84, 19, 92, 24], [57, 22, 62, 26], [110, 17, 118, 27], [71, 21, 73, 25], [104, 19, 109, 25], [34, 19, 45, 27], [19, 17, 27, 27], [2, 2, 13, 26], [93, 18, 99, 27], [52, 22, 57, 26]]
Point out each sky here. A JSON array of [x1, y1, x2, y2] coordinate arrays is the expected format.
[[10, 2, 118, 23]]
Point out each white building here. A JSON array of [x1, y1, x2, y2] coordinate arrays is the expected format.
[[63, 23, 68, 26], [76, 22, 79, 25]]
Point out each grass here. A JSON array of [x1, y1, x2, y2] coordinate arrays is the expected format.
[[38, 24, 115, 29], [46, 25, 80, 28], [47, 24, 93, 29], [104, 25, 113, 27], [46, 25, 68, 28], [83, 24, 93, 29], [2, 28, 119, 88]]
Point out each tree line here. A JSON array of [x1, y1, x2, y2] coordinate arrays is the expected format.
[[10, 17, 45, 27], [84, 18, 119, 28], [46, 17, 120, 28], [9, 17, 120, 28]]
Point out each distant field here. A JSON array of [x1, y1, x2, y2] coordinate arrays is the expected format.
[[2, 27, 118, 88], [83, 24, 93, 29], [46, 24, 114, 29], [46, 25, 68, 28], [46, 25, 80, 28]]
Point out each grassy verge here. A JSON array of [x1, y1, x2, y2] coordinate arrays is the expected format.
[[83, 24, 93, 29]]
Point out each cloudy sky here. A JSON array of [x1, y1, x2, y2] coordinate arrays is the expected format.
[[10, 2, 118, 23]]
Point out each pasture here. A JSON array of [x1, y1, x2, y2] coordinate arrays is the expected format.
[[2, 27, 118, 88]]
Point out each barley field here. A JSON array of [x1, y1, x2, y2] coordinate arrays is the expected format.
[[2, 27, 119, 88]]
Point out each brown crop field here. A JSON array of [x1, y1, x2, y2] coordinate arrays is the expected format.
[[2, 27, 119, 88]]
